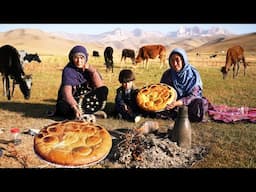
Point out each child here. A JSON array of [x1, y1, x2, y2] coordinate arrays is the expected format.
[[115, 69, 141, 123]]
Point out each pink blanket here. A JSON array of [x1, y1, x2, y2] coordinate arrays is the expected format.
[[208, 105, 256, 123]]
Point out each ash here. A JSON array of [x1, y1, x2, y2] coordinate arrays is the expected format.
[[102, 129, 208, 168]]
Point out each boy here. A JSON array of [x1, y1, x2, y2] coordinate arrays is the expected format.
[[115, 69, 141, 123]]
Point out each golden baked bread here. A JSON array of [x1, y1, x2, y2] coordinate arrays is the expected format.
[[136, 83, 177, 112], [34, 120, 112, 167]]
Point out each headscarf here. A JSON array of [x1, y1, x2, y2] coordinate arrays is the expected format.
[[68, 45, 88, 63], [169, 48, 202, 98]]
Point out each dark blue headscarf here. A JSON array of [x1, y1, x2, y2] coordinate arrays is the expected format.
[[169, 48, 202, 98], [68, 45, 88, 63]]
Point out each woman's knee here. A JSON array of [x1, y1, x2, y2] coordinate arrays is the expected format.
[[95, 86, 108, 101], [188, 98, 204, 122]]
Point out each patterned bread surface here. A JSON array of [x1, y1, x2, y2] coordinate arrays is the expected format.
[[136, 83, 177, 112], [34, 120, 112, 166]]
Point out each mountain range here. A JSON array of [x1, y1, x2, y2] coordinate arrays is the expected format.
[[0, 26, 255, 56], [50, 26, 235, 50]]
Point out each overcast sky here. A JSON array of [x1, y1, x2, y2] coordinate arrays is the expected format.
[[1, 24, 256, 35]]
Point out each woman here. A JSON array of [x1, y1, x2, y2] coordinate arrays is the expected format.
[[159, 48, 209, 122], [55, 45, 108, 120]]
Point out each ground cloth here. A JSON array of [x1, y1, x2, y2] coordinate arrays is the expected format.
[[208, 105, 256, 123]]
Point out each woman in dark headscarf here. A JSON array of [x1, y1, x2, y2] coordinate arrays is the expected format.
[[159, 48, 209, 122], [54, 45, 108, 120]]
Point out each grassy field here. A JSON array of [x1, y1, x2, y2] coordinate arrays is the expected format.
[[0, 53, 255, 168]]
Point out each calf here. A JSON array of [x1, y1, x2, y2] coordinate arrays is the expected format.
[[221, 45, 248, 79], [104, 46, 114, 73]]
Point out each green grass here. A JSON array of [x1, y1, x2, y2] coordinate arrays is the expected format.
[[0, 55, 255, 168]]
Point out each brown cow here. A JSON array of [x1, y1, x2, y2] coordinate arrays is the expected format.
[[135, 44, 166, 69], [221, 45, 248, 79]]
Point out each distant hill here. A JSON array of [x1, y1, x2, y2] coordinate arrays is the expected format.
[[194, 32, 256, 53], [0, 29, 104, 56], [0, 28, 255, 57]]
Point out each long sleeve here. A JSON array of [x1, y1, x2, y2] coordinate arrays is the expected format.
[[87, 65, 104, 88], [115, 87, 126, 107], [62, 85, 77, 107]]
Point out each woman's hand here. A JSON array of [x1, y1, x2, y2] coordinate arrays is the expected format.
[[72, 104, 83, 119], [165, 102, 176, 110], [165, 100, 183, 110]]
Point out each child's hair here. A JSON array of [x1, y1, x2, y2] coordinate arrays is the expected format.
[[118, 69, 135, 83]]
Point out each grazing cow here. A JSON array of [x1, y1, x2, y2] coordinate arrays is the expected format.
[[209, 54, 217, 58], [221, 45, 248, 79], [121, 48, 135, 64], [135, 44, 166, 69], [104, 46, 114, 73], [24, 53, 41, 63], [92, 50, 100, 57], [19, 50, 41, 68], [0, 45, 32, 100]]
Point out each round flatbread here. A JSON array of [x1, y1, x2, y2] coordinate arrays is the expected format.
[[136, 83, 177, 112], [34, 120, 112, 167]]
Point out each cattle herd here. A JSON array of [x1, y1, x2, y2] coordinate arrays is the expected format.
[[0, 43, 249, 101], [102, 44, 167, 72]]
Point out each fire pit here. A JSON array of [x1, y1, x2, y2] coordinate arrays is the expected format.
[[100, 123, 208, 168]]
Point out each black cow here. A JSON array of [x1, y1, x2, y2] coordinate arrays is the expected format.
[[92, 50, 100, 57], [0, 45, 32, 100], [24, 53, 41, 63], [209, 54, 217, 58], [19, 50, 41, 68], [121, 48, 135, 64], [104, 46, 114, 73]]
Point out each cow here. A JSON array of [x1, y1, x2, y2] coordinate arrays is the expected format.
[[23, 53, 41, 63], [209, 54, 217, 58], [0, 45, 32, 100], [104, 46, 114, 73], [92, 50, 100, 57], [121, 48, 135, 65], [135, 44, 166, 69], [221, 45, 248, 79], [19, 50, 41, 68]]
